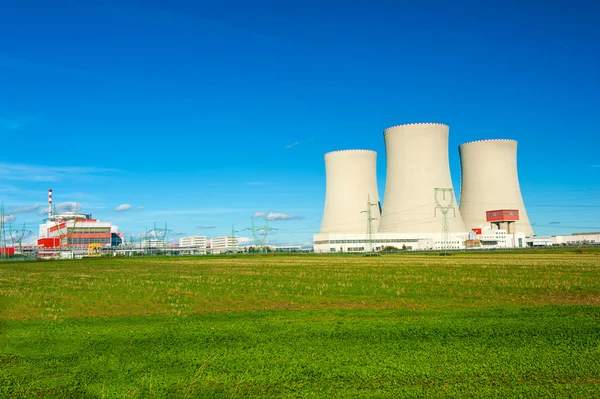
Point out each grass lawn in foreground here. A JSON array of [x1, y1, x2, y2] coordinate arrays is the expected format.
[[1, 252, 599, 397]]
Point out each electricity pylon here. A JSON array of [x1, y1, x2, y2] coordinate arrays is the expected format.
[[361, 194, 378, 253], [230, 224, 239, 253], [9, 222, 31, 254], [434, 188, 456, 255], [244, 215, 277, 252], [148, 223, 172, 250], [0, 204, 6, 260]]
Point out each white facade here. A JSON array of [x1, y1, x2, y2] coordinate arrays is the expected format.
[[141, 239, 165, 248], [378, 123, 465, 233], [210, 236, 239, 254], [320, 150, 380, 234], [459, 139, 534, 237], [179, 236, 207, 254], [552, 232, 600, 245], [314, 228, 526, 253], [313, 232, 469, 253], [526, 236, 554, 247], [475, 227, 526, 249], [179, 236, 207, 247]]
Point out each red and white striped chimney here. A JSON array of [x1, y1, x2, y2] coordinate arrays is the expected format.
[[48, 189, 53, 217]]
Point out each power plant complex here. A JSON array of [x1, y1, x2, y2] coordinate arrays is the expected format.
[[313, 122, 533, 253]]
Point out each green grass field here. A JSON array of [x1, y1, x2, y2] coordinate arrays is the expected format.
[[1, 252, 599, 398]]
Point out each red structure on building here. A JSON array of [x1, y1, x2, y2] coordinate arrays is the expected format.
[[486, 209, 520, 233]]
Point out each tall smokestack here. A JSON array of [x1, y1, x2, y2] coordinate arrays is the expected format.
[[48, 189, 53, 217]]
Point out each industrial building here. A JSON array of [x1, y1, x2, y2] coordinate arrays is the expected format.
[[314, 122, 532, 252], [209, 236, 239, 254], [179, 236, 207, 254], [37, 189, 119, 258], [551, 232, 600, 246]]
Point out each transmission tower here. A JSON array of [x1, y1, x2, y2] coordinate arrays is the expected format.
[[361, 194, 378, 253], [0, 204, 6, 260], [9, 222, 32, 255], [434, 188, 456, 255], [148, 223, 172, 252], [244, 215, 277, 252], [230, 224, 239, 253]]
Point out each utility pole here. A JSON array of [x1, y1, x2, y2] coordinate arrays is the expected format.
[[361, 194, 378, 254], [434, 188, 456, 255]]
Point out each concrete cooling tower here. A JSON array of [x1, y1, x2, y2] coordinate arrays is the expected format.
[[459, 139, 534, 236], [378, 123, 465, 233], [320, 150, 381, 234]]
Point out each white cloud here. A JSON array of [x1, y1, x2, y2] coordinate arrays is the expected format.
[[197, 225, 216, 229], [284, 137, 314, 149], [284, 141, 301, 149], [115, 204, 132, 212], [172, 232, 186, 236], [8, 204, 40, 213], [265, 212, 301, 221], [253, 212, 267, 218], [55, 202, 81, 213], [2, 215, 16, 223], [238, 236, 252, 244]]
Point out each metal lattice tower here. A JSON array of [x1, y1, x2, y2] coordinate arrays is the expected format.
[[244, 215, 277, 252], [9, 222, 31, 254], [434, 188, 456, 254], [361, 194, 378, 253], [230, 224, 239, 253], [148, 223, 173, 250], [0, 204, 6, 260]]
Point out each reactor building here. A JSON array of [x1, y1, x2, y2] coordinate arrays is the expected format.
[[313, 123, 532, 253]]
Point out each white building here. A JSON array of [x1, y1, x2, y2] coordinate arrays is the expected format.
[[473, 226, 526, 249], [552, 232, 600, 245], [210, 236, 239, 254], [179, 236, 207, 247], [526, 236, 554, 247], [313, 232, 469, 253], [314, 228, 526, 254], [140, 239, 165, 249]]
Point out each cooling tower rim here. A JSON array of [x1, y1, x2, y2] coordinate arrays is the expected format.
[[384, 122, 448, 132], [325, 149, 377, 156], [460, 138, 517, 147]]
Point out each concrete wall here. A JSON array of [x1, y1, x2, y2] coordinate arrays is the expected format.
[[378, 123, 465, 233], [320, 150, 380, 233], [458, 139, 534, 237]]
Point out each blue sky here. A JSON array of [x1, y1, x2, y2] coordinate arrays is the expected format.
[[1, 0, 599, 245]]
